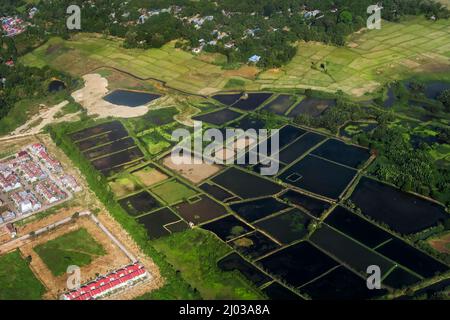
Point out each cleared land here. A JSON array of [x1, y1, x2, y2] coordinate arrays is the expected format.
[[163, 154, 222, 184], [34, 228, 107, 276], [20, 18, 450, 96]]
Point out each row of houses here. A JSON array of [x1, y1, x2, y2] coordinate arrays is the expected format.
[[10, 190, 41, 215], [61, 263, 149, 300], [29, 143, 62, 172], [35, 180, 67, 205], [0, 168, 21, 193], [0, 16, 27, 37]]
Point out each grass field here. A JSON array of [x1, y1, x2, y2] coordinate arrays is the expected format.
[[20, 17, 450, 97], [0, 250, 46, 300], [152, 229, 265, 299], [151, 180, 197, 205], [109, 173, 141, 198], [34, 228, 106, 276], [257, 17, 450, 96]]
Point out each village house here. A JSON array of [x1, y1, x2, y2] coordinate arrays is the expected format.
[[61, 175, 82, 193], [1, 210, 16, 222], [19, 161, 46, 183], [0, 169, 21, 192], [248, 55, 261, 64], [61, 263, 149, 300], [10, 190, 41, 215]]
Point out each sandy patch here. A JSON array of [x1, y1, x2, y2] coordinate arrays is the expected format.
[[71, 74, 150, 118], [428, 233, 450, 254], [163, 154, 222, 184], [132, 168, 168, 187], [224, 66, 260, 79]]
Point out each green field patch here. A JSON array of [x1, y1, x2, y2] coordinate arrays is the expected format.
[[0, 250, 46, 300], [151, 180, 197, 205], [34, 228, 106, 277], [152, 229, 265, 299], [109, 173, 141, 198]]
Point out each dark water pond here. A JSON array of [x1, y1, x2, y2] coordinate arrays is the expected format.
[[288, 98, 336, 118], [406, 81, 450, 100], [212, 167, 283, 199], [258, 241, 338, 288], [218, 252, 272, 287], [382, 267, 421, 290], [199, 183, 234, 202], [231, 92, 273, 111], [202, 215, 253, 241], [91, 146, 143, 171], [118, 191, 161, 216], [383, 88, 395, 108], [324, 206, 391, 248], [70, 121, 125, 142], [103, 89, 161, 107], [174, 195, 227, 224], [376, 238, 448, 278], [300, 266, 387, 300], [310, 224, 394, 275], [137, 208, 180, 239], [279, 155, 357, 199], [193, 109, 242, 125], [262, 282, 303, 300], [350, 177, 448, 234], [278, 132, 326, 164], [279, 189, 330, 217], [255, 208, 312, 244], [231, 231, 280, 259], [263, 94, 296, 115], [48, 80, 66, 92], [230, 197, 289, 222], [212, 93, 243, 106], [311, 139, 371, 169]]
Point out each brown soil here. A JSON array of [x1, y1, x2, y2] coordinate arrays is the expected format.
[[429, 233, 450, 254], [163, 154, 222, 184], [132, 168, 168, 187]]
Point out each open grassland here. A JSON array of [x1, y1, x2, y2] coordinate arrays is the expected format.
[[34, 228, 106, 276], [151, 229, 265, 300], [20, 34, 239, 95], [20, 17, 450, 97], [0, 250, 46, 300], [257, 17, 450, 96]]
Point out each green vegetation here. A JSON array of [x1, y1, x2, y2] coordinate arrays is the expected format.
[[151, 180, 197, 205], [46, 120, 200, 299], [151, 229, 265, 300], [34, 228, 106, 276], [109, 173, 141, 198], [126, 107, 179, 133], [19, 16, 450, 96], [0, 250, 46, 300], [54, 101, 83, 119]]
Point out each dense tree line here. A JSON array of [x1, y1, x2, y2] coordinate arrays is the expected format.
[[5, 0, 449, 68]]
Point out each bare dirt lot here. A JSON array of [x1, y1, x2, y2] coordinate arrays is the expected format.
[[429, 232, 450, 254], [132, 167, 168, 187], [163, 153, 222, 184], [71, 74, 151, 118]]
